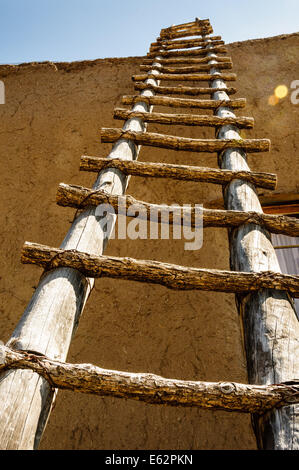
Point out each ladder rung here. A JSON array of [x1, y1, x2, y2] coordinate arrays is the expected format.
[[122, 95, 244, 109], [100, 128, 270, 153], [3, 344, 297, 413], [79, 157, 277, 190], [150, 40, 225, 52], [140, 63, 232, 73], [160, 26, 213, 40], [147, 45, 226, 58], [22, 242, 299, 296], [134, 82, 237, 96], [57, 184, 297, 237], [161, 19, 210, 33], [133, 72, 236, 82], [151, 35, 222, 48], [114, 108, 254, 129], [143, 56, 231, 65]]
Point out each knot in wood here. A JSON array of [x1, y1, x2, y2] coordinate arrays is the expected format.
[[219, 382, 235, 394]]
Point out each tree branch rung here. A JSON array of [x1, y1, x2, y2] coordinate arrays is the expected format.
[[1, 345, 298, 414]]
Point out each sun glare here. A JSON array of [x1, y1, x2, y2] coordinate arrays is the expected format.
[[274, 85, 288, 99]]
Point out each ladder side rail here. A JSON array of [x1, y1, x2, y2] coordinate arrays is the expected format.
[[0, 46, 165, 451], [205, 42, 299, 450]]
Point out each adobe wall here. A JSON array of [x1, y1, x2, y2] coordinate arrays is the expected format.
[[0, 32, 298, 449]]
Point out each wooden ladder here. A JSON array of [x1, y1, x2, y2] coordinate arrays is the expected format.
[[0, 18, 298, 450]]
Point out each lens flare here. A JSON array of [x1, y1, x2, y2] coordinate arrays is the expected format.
[[268, 95, 279, 106], [274, 85, 288, 99]]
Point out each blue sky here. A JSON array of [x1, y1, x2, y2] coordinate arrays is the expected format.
[[1, 0, 299, 64]]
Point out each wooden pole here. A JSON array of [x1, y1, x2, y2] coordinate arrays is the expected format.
[[146, 45, 227, 58], [0, 42, 165, 451], [160, 26, 213, 40], [134, 82, 237, 96], [79, 156, 277, 190], [123, 94, 242, 108], [150, 39, 224, 51], [1, 345, 299, 414], [150, 36, 222, 48], [140, 63, 232, 73], [206, 44, 299, 449], [100, 128, 270, 153], [55, 183, 299, 237], [133, 72, 236, 81], [142, 56, 231, 65], [21, 242, 299, 297], [113, 107, 254, 128]]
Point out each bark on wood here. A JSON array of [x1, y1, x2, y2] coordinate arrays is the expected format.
[[133, 72, 236, 82], [122, 95, 243, 109], [79, 156, 277, 190], [0, 51, 165, 450], [101, 128, 270, 153], [143, 56, 231, 65], [134, 82, 236, 96], [21, 242, 299, 296], [147, 45, 227, 58], [113, 108, 254, 129], [1, 345, 298, 414], [160, 27, 213, 40], [161, 19, 211, 33], [140, 63, 232, 73], [150, 40, 224, 51], [56, 183, 298, 237], [209, 56, 299, 449], [151, 36, 222, 48]]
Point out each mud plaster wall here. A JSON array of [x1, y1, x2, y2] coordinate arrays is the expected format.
[[0, 32, 298, 450]]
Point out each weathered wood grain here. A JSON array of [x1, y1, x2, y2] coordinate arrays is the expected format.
[[151, 36, 222, 48], [114, 108, 254, 128], [140, 63, 232, 73], [134, 82, 237, 96], [208, 51, 299, 449], [1, 345, 298, 413], [147, 45, 227, 58], [160, 18, 209, 33], [79, 156, 277, 190], [160, 26, 213, 40], [161, 19, 211, 34], [122, 95, 243, 108], [21, 242, 299, 296], [100, 128, 270, 153], [150, 39, 224, 51], [143, 56, 231, 65], [56, 183, 298, 237], [133, 72, 236, 82]]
